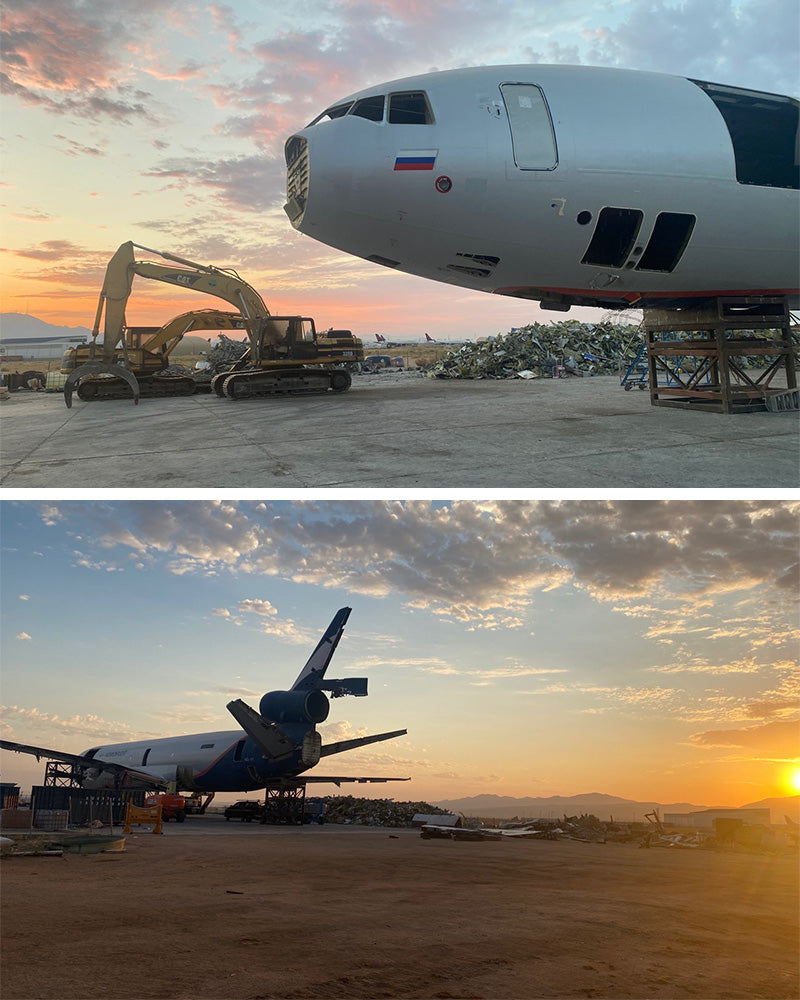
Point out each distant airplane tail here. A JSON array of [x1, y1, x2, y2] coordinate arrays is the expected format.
[[425, 333, 435, 341], [375, 333, 386, 342]]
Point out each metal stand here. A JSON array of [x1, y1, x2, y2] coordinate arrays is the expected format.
[[43, 760, 81, 787], [644, 297, 797, 413], [263, 780, 306, 825]]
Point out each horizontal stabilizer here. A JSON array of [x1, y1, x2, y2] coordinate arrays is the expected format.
[[0, 739, 167, 789], [303, 775, 410, 785], [320, 728, 407, 757], [292, 607, 351, 691], [319, 677, 368, 698], [226, 699, 295, 761]]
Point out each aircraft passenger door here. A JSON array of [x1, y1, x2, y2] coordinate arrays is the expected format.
[[500, 84, 558, 170]]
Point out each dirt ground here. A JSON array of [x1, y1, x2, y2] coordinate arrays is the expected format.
[[1, 829, 797, 1000]]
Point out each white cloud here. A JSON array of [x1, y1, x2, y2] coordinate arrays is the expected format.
[[18, 594, 30, 601], [648, 655, 769, 676], [0, 704, 150, 743], [35, 500, 800, 632], [238, 598, 277, 617], [15, 632, 31, 641]]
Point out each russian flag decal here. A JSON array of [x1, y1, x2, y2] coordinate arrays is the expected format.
[[394, 150, 437, 171]]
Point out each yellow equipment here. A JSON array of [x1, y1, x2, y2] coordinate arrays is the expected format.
[[62, 308, 247, 402], [122, 802, 163, 835], [64, 242, 363, 406], [209, 320, 362, 399]]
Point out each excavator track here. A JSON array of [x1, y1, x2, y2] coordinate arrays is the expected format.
[[76, 374, 197, 402], [220, 367, 352, 399]]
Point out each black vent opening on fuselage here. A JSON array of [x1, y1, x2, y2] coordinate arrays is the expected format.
[[582, 207, 643, 268], [636, 213, 696, 272]]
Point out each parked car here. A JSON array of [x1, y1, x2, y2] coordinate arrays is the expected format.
[[224, 800, 265, 822]]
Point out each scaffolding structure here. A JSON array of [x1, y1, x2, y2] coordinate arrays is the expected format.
[[43, 760, 82, 787], [263, 780, 307, 824], [644, 297, 797, 413]]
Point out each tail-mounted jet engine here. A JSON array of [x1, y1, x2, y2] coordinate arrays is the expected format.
[[260, 689, 330, 724]]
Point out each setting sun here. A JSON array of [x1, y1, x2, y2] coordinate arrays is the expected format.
[[788, 767, 800, 795]]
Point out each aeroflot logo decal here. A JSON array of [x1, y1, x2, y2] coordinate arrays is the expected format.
[[394, 150, 437, 171]]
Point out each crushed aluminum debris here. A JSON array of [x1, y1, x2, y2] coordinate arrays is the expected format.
[[419, 321, 641, 380], [418, 321, 796, 381], [317, 796, 451, 828]]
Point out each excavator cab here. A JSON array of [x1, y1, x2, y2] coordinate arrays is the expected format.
[[256, 316, 319, 360]]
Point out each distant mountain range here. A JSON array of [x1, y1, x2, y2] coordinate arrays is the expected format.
[[0, 313, 92, 340], [434, 792, 800, 824]]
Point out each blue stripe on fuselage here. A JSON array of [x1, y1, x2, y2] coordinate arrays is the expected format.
[[188, 735, 310, 791]]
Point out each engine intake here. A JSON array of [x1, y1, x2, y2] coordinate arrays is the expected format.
[[260, 689, 329, 724]]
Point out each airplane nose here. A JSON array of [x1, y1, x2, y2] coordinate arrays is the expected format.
[[284, 134, 309, 228]]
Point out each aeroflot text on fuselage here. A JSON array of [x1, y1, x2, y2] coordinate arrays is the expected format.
[[285, 65, 799, 312]]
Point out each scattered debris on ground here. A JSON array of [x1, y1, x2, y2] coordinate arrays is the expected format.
[[437, 812, 796, 853]]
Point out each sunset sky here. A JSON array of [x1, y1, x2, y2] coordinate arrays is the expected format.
[[2, 499, 798, 807], [2, 0, 798, 339]]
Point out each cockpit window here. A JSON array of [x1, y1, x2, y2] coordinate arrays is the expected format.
[[350, 95, 385, 122], [389, 91, 434, 124], [307, 102, 354, 127]]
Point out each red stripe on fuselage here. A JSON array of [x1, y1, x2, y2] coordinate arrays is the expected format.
[[494, 286, 799, 301], [192, 740, 242, 780]]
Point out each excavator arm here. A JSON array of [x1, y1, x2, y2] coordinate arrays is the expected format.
[[139, 309, 248, 357], [64, 242, 273, 406], [94, 242, 271, 360]]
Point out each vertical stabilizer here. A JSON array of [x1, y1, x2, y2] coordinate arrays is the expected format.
[[291, 607, 351, 690]]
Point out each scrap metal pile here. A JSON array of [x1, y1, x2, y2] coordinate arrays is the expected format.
[[317, 796, 450, 827], [203, 334, 250, 367], [420, 320, 796, 381], [187, 334, 251, 391], [421, 320, 641, 380]]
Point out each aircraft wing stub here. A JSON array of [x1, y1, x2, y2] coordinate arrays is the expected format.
[[0, 739, 167, 789], [320, 728, 407, 757], [302, 775, 411, 785], [226, 699, 295, 760]]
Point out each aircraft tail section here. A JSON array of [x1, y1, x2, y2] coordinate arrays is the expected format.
[[291, 606, 351, 690]]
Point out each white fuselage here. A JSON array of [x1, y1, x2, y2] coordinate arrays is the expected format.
[[80, 730, 304, 792], [285, 65, 799, 310]]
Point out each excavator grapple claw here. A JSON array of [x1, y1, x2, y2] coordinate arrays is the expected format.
[[64, 362, 140, 408]]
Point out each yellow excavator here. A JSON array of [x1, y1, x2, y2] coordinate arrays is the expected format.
[[63, 242, 363, 406], [62, 308, 248, 402]]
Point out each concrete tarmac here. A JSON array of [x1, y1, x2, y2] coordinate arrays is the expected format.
[[1, 372, 797, 488]]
